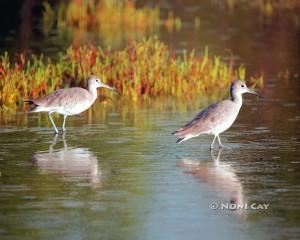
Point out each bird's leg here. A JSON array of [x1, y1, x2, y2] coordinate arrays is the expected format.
[[217, 135, 224, 148], [210, 147, 222, 166], [49, 134, 58, 153], [210, 135, 217, 150], [48, 112, 59, 134], [62, 115, 67, 132], [62, 131, 68, 149]]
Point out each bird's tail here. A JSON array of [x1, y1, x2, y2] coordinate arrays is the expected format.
[[176, 137, 186, 144], [172, 130, 186, 143], [24, 100, 39, 112]]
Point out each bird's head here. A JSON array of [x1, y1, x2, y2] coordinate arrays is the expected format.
[[230, 80, 259, 96], [88, 75, 115, 90]]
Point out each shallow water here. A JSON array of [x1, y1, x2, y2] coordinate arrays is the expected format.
[[1, 75, 300, 239], [1, 0, 300, 239]]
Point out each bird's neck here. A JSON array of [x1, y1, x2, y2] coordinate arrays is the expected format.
[[231, 91, 243, 105], [88, 86, 98, 103]]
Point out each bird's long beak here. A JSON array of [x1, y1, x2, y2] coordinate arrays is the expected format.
[[100, 83, 115, 91], [247, 87, 261, 97]]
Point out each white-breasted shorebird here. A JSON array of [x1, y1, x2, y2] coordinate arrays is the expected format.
[[25, 75, 114, 133], [172, 80, 259, 149]]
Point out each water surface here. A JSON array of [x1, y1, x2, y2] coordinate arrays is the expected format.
[[1, 77, 300, 239], [1, 0, 300, 239]]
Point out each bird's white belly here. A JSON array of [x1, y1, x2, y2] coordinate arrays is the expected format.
[[211, 115, 237, 135], [57, 101, 92, 115]]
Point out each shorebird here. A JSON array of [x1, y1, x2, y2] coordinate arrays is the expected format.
[[172, 80, 259, 149], [25, 75, 114, 133]]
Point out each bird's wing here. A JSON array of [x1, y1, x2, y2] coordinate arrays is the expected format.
[[56, 88, 91, 110], [33, 89, 65, 107], [33, 88, 90, 109], [174, 101, 231, 138]]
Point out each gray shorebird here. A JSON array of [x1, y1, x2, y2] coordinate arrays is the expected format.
[[172, 80, 259, 149], [25, 75, 114, 133]]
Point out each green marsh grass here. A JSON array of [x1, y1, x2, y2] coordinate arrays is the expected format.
[[0, 38, 262, 110]]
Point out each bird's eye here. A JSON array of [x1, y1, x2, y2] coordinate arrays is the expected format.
[[241, 85, 244, 87]]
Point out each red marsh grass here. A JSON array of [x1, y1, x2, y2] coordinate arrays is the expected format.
[[0, 38, 263, 110]]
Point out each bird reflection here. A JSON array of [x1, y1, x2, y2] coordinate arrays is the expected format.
[[32, 134, 101, 186], [177, 149, 245, 211]]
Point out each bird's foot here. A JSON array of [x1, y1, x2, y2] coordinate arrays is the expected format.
[[219, 144, 224, 149], [62, 128, 66, 132]]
